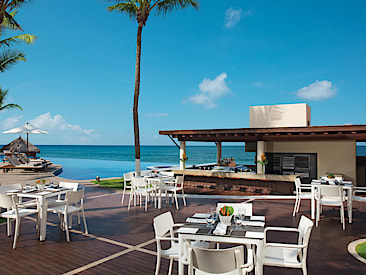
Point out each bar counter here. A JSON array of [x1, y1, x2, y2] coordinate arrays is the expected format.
[[173, 169, 298, 195]]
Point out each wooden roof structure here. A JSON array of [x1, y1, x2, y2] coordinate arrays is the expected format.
[[1, 136, 40, 153], [159, 124, 366, 142]]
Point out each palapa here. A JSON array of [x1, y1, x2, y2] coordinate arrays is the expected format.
[[1, 136, 40, 157]]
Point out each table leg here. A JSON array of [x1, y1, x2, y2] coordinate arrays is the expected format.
[[311, 186, 315, 219], [178, 234, 184, 275], [348, 188, 353, 223], [39, 196, 47, 241], [158, 181, 162, 209]]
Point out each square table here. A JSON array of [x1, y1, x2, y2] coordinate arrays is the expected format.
[[310, 181, 354, 223], [178, 217, 265, 275], [13, 187, 70, 241], [146, 175, 174, 209]]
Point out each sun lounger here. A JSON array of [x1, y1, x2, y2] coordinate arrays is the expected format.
[[16, 153, 52, 167], [4, 155, 46, 170]]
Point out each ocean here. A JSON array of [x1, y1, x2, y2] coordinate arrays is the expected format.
[[29, 145, 366, 180]]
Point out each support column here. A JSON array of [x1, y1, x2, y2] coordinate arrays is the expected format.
[[256, 141, 265, 174], [179, 141, 186, 170], [216, 142, 222, 165]]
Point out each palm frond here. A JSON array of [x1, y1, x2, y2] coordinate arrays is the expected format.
[[0, 86, 22, 111], [155, 0, 199, 15], [107, 2, 139, 20], [0, 103, 23, 111], [2, 11, 23, 32], [0, 33, 36, 47], [8, 0, 31, 10], [0, 49, 26, 73]]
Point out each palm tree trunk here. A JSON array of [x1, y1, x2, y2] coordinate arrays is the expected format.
[[133, 23, 143, 176]]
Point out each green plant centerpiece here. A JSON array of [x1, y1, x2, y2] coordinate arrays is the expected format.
[[327, 174, 335, 179], [219, 206, 234, 225]]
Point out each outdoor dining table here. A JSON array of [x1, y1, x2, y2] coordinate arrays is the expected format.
[[146, 175, 174, 209], [310, 180, 354, 222], [8, 187, 70, 241], [178, 216, 265, 275]]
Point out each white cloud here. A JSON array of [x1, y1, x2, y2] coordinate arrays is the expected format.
[[189, 72, 231, 108], [30, 113, 95, 135], [225, 8, 252, 29], [296, 80, 337, 100], [146, 113, 168, 117], [0, 115, 23, 130]]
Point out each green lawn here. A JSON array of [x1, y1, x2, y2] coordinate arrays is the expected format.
[[0, 217, 6, 224], [356, 242, 366, 259], [91, 178, 125, 190]]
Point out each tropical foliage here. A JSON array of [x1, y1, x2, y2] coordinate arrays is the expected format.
[[107, 0, 199, 175], [0, 1, 35, 111], [0, 86, 22, 111]]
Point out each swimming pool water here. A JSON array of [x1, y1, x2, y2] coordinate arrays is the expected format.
[[49, 157, 173, 180]]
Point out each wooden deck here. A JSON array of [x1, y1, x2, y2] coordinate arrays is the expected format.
[[0, 185, 365, 274]]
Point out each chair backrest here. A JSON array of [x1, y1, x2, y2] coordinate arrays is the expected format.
[[0, 184, 22, 194], [66, 188, 84, 204], [131, 177, 147, 188], [59, 182, 79, 191], [5, 155, 18, 167], [123, 172, 135, 181], [0, 193, 16, 209], [297, 215, 314, 262], [216, 202, 253, 216], [10, 154, 22, 166], [20, 153, 30, 162], [319, 185, 343, 198], [175, 175, 184, 188], [294, 177, 301, 192], [14, 152, 27, 164], [153, 211, 174, 237], [188, 244, 244, 274]]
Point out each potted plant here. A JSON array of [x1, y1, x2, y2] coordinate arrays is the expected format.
[[219, 206, 234, 225], [36, 179, 46, 191], [257, 153, 268, 174], [180, 153, 188, 169]]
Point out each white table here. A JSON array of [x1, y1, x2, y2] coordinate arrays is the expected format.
[[16, 188, 69, 241], [310, 182, 354, 223], [146, 175, 173, 209], [178, 231, 264, 275]]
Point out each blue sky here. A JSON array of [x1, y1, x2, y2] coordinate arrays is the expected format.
[[1, 0, 366, 145]]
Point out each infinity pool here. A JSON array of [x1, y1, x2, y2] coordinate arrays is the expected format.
[[48, 157, 174, 180]]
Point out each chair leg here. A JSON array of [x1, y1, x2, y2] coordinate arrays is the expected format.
[[341, 204, 345, 230], [13, 218, 20, 249], [7, 218, 12, 236], [316, 202, 320, 227], [69, 214, 72, 229], [121, 186, 126, 204], [168, 258, 173, 275], [182, 189, 187, 206], [155, 255, 161, 275], [128, 192, 133, 210], [82, 209, 88, 234], [293, 196, 299, 216], [296, 197, 301, 213], [302, 264, 307, 275], [64, 214, 70, 242], [174, 191, 179, 210], [77, 212, 81, 225], [145, 194, 148, 212]]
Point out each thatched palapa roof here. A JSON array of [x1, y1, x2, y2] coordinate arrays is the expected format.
[[1, 136, 40, 153]]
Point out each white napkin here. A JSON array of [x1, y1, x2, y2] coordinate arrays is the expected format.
[[213, 222, 227, 235], [245, 231, 265, 239], [6, 189, 21, 193], [186, 218, 207, 224], [192, 213, 210, 218], [177, 227, 199, 234], [250, 216, 265, 221], [242, 221, 265, 227]]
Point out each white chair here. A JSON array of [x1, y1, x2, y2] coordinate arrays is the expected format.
[[47, 188, 88, 242], [293, 177, 312, 216], [121, 172, 135, 205], [315, 185, 346, 230], [0, 193, 39, 249], [128, 177, 156, 212], [353, 186, 366, 202], [153, 211, 210, 275], [216, 202, 253, 216], [187, 244, 253, 275], [264, 215, 314, 275], [163, 176, 186, 210]]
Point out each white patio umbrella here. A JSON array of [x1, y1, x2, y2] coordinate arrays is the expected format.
[[3, 122, 48, 155]]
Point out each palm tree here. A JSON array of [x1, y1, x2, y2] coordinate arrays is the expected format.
[[107, 0, 199, 175], [0, 86, 22, 111]]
